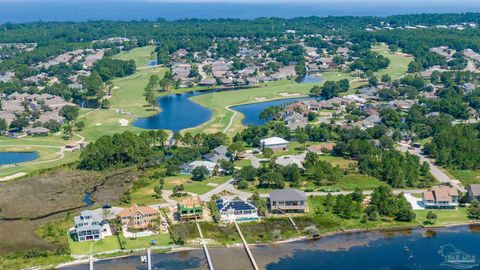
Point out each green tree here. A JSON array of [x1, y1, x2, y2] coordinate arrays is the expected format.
[[263, 147, 274, 159], [154, 185, 163, 199], [426, 211, 438, 224], [192, 166, 209, 181], [75, 121, 85, 131]]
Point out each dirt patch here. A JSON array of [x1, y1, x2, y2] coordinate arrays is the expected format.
[[170, 179, 186, 185]]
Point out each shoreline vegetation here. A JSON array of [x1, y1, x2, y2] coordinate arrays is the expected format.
[[57, 221, 480, 268]]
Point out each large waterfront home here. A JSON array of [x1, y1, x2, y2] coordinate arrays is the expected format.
[[71, 210, 110, 242], [117, 204, 160, 231], [216, 198, 259, 223], [178, 196, 204, 221], [268, 189, 307, 213], [422, 186, 459, 209]]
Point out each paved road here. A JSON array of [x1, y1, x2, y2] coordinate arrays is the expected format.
[[199, 178, 252, 201], [396, 143, 465, 192]]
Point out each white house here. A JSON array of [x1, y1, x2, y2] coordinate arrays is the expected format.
[[182, 160, 218, 175], [71, 210, 110, 242], [215, 198, 259, 223], [260, 137, 289, 151]]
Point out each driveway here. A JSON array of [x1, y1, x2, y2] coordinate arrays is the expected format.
[[403, 193, 425, 210], [396, 143, 465, 192], [245, 153, 263, 168]]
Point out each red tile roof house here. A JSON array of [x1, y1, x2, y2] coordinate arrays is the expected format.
[[117, 204, 160, 231], [422, 186, 459, 209]]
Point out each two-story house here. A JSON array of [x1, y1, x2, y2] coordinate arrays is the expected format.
[[71, 210, 109, 242], [422, 186, 459, 209], [117, 204, 160, 231], [216, 198, 259, 223], [178, 196, 204, 221], [268, 189, 307, 213]]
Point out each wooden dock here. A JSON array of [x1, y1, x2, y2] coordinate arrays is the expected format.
[[196, 223, 215, 270], [234, 221, 259, 270]]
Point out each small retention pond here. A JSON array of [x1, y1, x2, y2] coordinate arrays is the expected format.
[[231, 97, 306, 126], [0, 152, 39, 165]]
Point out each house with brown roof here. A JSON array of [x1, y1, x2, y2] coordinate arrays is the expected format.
[[307, 142, 336, 154], [117, 204, 160, 231], [422, 186, 459, 209]]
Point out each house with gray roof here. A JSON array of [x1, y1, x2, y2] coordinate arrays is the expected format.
[[268, 189, 307, 213], [71, 210, 110, 242], [468, 184, 480, 202], [203, 145, 230, 163]]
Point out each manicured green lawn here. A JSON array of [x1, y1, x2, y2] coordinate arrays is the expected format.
[[120, 233, 173, 249], [77, 109, 142, 141], [109, 67, 168, 118], [446, 169, 480, 186], [372, 43, 413, 80], [414, 208, 470, 226], [69, 233, 173, 255], [113, 46, 156, 67], [69, 235, 122, 255]]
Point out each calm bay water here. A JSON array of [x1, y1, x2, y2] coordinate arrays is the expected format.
[[59, 225, 480, 270], [0, 152, 38, 165], [1, 1, 480, 23]]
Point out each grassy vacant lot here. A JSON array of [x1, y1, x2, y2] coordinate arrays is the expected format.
[[331, 174, 386, 191], [446, 169, 480, 186], [304, 196, 417, 233], [128, 175, 230, 205], [163, 175, 230, 194], [414, 208, 470, 227]]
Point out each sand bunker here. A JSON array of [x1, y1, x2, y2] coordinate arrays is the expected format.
[[279, 92, 301, 97], [119, 119, 129, 126], [255, 97, 267, 101]]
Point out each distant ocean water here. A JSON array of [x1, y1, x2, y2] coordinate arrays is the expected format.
[[1, 1, 480, 23]]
